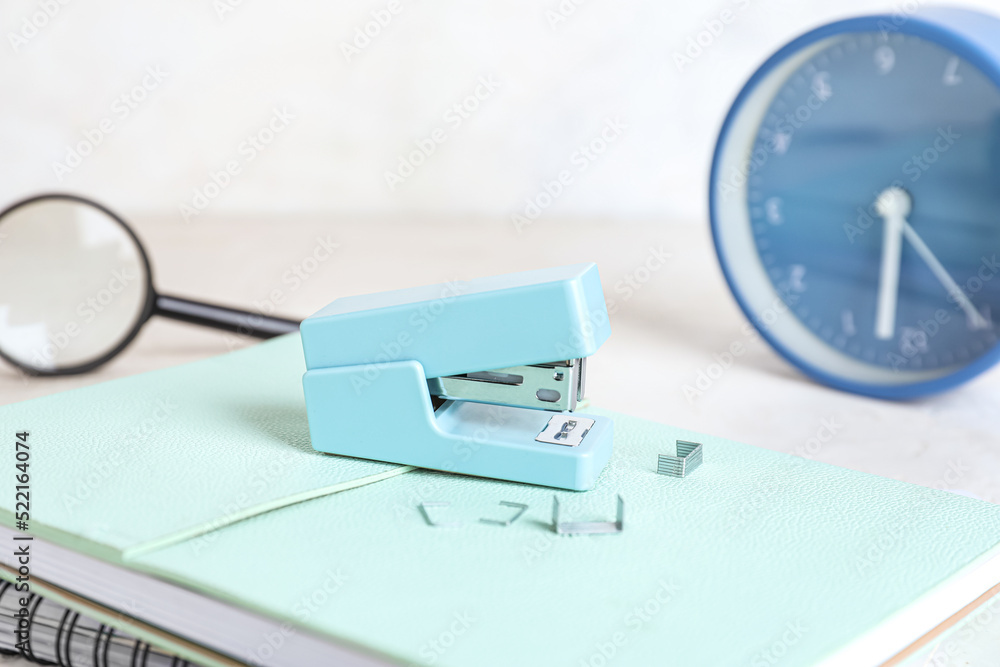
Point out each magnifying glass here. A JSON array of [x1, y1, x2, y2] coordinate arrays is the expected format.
[[0, 193, 300, 376]]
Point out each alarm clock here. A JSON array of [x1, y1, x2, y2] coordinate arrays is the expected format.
[[710, 7, 1000, 399]]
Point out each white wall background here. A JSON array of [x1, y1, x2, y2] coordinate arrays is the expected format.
[[3, 0, 1000, 224]]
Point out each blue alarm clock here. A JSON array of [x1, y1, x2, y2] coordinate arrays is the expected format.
[[710, 7, 1000, 399]]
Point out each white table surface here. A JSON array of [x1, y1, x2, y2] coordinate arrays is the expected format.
[[1, 215, 998, 665]]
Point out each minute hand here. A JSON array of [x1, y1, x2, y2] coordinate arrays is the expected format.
[[901, 222, 989, 329]]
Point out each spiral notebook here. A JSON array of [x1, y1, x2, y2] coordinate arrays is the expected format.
[[1, 334, 1000, 666], [0, 578, 193, 667]]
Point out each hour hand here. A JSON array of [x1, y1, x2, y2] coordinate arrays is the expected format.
[[874, 187, 909, 340]]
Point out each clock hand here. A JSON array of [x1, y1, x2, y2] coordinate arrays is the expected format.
[[900, 221, 990, 329], [874, 187, 908, 340]]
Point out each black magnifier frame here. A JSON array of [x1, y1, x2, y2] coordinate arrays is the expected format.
[[0, 193, 301, 377]]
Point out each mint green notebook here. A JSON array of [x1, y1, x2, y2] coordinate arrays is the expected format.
[[3, 334, 1000, 666]]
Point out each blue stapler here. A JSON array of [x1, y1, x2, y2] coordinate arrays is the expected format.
[[299, 263, 614, 491]]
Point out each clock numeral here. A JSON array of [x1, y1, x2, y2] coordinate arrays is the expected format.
[[775, 265, 806, 298], [943, 56, 962, 86], [764, 197, 783, 225], [874, 46, 895, 75], [841, 310, 857, 337], [968, 304, 992, 331], [811, 71, 833, 101], [886, 352, 908, 371], [788, 265, 807, 293], [769, 131, 792, 155], [900, 327, 929, 357]]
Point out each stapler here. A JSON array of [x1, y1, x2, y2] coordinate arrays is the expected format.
[[299, 263, 614, 490]]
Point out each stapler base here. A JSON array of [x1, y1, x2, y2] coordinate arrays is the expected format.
[[303, 360, 613, 491]]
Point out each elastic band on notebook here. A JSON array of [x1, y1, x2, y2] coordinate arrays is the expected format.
[[122, 466, 416, 560]]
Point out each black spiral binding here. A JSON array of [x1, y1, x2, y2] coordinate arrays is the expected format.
[[0, 581, 17, 660], [0, 580, 194, 667]]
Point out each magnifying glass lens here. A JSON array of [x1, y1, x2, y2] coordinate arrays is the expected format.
[[0, 198, 149, 374]]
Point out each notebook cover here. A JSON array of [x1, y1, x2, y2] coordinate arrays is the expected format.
[[0, 335, 406, 561], [3, 334, 1000, 665], [130, 407, 1000, 666]]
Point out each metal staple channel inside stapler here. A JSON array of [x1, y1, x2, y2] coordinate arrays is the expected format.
[[428, 358, 586, 412]]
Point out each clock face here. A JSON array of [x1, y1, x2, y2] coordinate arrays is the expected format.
[[713, 20, 1000, 395]]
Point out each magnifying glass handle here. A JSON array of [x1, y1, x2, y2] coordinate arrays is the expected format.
[[154, 294, 300, 339]]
